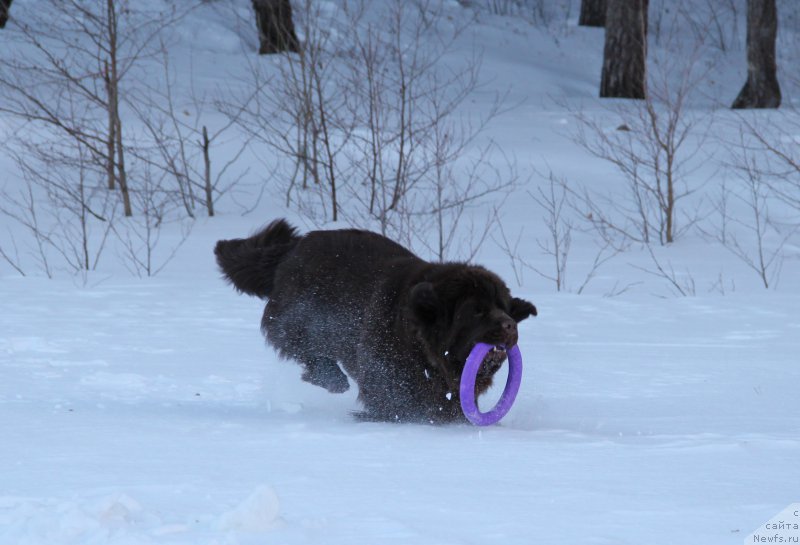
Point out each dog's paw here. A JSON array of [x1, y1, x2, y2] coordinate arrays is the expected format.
[[301, 362, 350, 393], [325, 375, 350, 393], [351, 410, 402, 423]]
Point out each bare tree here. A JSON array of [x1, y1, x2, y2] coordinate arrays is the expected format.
[[713, 0, 742, 52], [480, 0, 573, 29], [1, 2, 144, 217], [600, 0, 648, 99], [633, 244, 696, 297], [0, 0, 190, 219], [670, 0, 742, 53], [221, 0, 348, 223], [736, 108, 800, 214], [0, 1, 203, 278], [719, 163, 792, 289], [253, 0, 300, 54], [0, 236, 25, 276], [494, 172, 620, 293], [130, 45, 251, 219], [112, 163, 192, 278], [0, 184, 54, 278], [571, 41, 710, 246], [0, 141, 116, 278], [732, 0, 781, 109], [338, 0, 511, 250], [704, 127, 799, 289], [579, 0, 606, 27], [0, 0, 12, 28], [410, 141, 515, 262], [528, 172, 573, 291], [223, 0, 512, 260]]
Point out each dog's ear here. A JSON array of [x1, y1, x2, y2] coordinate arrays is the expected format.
[[410, 282, 440, 324], [509, 297, 537, 322]]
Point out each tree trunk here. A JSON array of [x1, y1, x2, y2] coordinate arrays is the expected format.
[[600, 0, 648, 99], [106, 0, 131, 216], [0, 0, 13, 28], [202, 126, 214, 217], [579, 0, 606, 27], [115, 110, 132, 217], [732, 0, 781, 109], [104, 61, 116, 191], [252, 0, 300, 55]]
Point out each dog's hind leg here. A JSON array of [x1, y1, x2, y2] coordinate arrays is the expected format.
[[299, 356, 350, 393], [261, 301, 349, 393]]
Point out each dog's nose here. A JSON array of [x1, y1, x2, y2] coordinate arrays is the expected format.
[[501, 318, 518, 345]]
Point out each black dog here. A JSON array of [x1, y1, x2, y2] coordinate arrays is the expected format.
[[215, 219, 537, 423]]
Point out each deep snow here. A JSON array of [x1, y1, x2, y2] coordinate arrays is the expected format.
[[1, 1, 800, 544], [2, 274, 799, 544]]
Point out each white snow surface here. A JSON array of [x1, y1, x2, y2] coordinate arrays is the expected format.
[[2, 1, 800, 544]]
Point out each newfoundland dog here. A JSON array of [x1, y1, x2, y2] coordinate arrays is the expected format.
[[215, 219, 537, 423]]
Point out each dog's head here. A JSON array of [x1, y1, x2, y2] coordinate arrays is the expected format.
[[408, 265, 537, 395]]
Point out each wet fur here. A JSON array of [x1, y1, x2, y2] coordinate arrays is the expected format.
[[215, 219, 537, 423]]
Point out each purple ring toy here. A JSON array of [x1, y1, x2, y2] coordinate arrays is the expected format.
[[459, 343, 523, 426]]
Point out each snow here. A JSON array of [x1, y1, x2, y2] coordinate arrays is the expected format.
[[2, 275, 798, 544], [2, 1, 800, 544]]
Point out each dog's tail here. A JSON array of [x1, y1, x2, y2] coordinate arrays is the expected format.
[[214, 219, 301, 298]]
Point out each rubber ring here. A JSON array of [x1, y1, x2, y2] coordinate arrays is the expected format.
[[459, 343, 523, 426]]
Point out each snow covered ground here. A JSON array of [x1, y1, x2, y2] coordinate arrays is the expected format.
[[1, 1, 800, 544], [2, 273, 799, 544]]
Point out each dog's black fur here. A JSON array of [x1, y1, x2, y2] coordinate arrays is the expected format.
[[215, 219, 537, 423]]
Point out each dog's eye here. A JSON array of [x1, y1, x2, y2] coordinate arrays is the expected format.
[[474, 306, 486, 317]]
